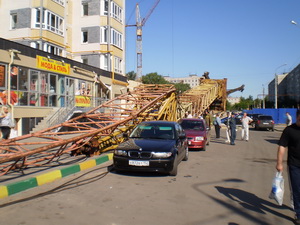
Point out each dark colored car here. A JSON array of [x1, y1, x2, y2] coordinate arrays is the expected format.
[[254, 115, 275, 131], [221, 114, 242, 126], [113, 121, 188, 176], [178, 118, 210, 151], [247, 113, 262, 127]]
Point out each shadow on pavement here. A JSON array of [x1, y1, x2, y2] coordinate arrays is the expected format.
[[215, 186, 293, 224], [191, 179, 293, 225]]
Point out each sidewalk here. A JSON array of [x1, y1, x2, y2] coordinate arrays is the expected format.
[[274, 124, 286, 132], [0, 153, 113, 199]]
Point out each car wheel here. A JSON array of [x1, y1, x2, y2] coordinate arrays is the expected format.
[[271, 128, 274, 132], [169, 154, 178, 176], [183, 147, 189, 161]]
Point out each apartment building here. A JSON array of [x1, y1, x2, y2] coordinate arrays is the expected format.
[[0, 0, 125, 75], [0, 0, 127, 135], [164, 74, 201, 88]]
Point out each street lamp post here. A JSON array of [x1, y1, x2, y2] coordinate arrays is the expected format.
[[274, 63, 287, 109], [262, 84, 265, 109]]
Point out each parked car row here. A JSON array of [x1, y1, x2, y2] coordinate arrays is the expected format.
[[112, 113, 275, 176], [250, 114, 275, 131], [113, 118, 210, 176], [222, 113, 275, 131]]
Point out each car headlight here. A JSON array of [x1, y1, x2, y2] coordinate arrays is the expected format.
[[114, 150, 127, 156], [195, 136, 204, 141], [152, 152, 172, 158]]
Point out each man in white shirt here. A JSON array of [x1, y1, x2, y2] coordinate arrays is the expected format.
[[241, 112, 253, 141], [286, 112, 292, 126]]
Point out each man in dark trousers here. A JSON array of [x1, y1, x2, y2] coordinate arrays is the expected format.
[[214, 113, 221, 138], [277, 109, 300, 225], [229, 113, 236, 145]]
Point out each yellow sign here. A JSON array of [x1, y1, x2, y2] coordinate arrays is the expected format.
[[36, 55, 70, 75], [75, 96, 91, 107]]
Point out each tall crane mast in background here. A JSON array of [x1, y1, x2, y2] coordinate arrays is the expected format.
[[126, 0, 160, 80]]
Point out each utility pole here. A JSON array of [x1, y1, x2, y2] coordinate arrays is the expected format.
[[262, 84, 265, 109]]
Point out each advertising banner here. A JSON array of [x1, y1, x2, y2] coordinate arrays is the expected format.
[[75, 95, 91, 107], [36, 55, 70, 75]]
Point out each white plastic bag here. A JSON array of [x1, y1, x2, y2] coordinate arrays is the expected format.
[[269, 172, 284, 205]]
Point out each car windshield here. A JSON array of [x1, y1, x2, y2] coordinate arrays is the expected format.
[[180, 120, 205, 131], [259, 116, 273, 120], [130, 124, 175, 139]]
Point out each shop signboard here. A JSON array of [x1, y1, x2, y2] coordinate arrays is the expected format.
[[36, 55, 70, 75], [75, 95, 91, 107]]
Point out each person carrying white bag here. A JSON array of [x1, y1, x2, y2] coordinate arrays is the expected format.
[[276, 109, 300, 225], [269, 171, 284, 206]]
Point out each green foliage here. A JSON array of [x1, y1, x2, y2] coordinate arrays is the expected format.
[[140, 72, 191, 93], [231, 95, 257, 110], [174, 83, 190, 93], [141, 72, 169, 84], [126, 71, 137, 81]]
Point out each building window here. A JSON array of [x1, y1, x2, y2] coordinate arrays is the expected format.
[[11, 13, 17, 29], [101, 0, 109, 16], [52, 0, 65, 6], [101, 26, 108, 43], [114, 57, 122, 73], [82, 58, 88, 64], [111, 28, 123, 49], [82, 31, 88, 43], [82, 3, 89, 16], [101, 0, 123, 23], [32, 8, 64, 36]]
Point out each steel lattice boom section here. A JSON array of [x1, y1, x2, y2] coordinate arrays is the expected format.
[[178, 79, 227, 117], [0, 84, 177, 175]]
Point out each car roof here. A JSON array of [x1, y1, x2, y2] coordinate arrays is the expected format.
[[139, 120, 178, 126], [179, 118, 205, 121], [258, 115, 273, 118]]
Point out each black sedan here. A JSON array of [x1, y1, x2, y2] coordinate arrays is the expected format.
[[113, 121, 188, 176]]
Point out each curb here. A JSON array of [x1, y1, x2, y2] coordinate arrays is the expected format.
[[0, 153, 113, 199]]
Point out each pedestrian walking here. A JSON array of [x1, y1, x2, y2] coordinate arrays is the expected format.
[[241, 112, 253, 141], [213, 113, 222, 138], [225, 112, 231, 143], [229, 113, 236, 145], [286, 112, 292, 126], [0, 106, 14, 140], [203, 109, 211, 130], [276, 109, 300, 225]]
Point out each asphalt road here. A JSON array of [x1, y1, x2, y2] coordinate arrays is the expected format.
[[0, 126, 295, 225]]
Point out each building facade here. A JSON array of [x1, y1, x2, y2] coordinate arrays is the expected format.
[[0, 0, 127, 135], [164, 74, 201, 88], [0, 38, 127, 136], [0, 0, 125, 76], [268, 73, 288, 104]]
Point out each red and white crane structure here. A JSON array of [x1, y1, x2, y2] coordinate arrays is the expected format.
[[126, 0, 161, 79]]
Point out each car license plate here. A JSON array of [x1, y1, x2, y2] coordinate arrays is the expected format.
[[129, 160, 149, 166], [263, 122, 269, 124]]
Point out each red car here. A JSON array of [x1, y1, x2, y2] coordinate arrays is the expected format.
[[178, 118, 210, 151]]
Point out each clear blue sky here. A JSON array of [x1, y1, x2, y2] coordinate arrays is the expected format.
[[125, 0, 300, 98]]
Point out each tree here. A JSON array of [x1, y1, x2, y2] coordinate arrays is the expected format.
[[174, 82, 190, 94], [126, 71, 137, 81], [141, 72, 169, 84]]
